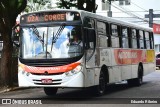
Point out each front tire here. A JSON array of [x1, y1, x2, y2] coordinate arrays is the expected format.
[[44, 87, 58, 96]]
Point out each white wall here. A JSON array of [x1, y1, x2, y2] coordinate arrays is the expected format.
[[154, 35, 160, 45]]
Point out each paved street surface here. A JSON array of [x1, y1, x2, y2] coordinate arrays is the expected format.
[[0, 70, 160, 107]]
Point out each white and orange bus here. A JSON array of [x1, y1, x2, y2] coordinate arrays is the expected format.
[[12, 10, 155, 96]]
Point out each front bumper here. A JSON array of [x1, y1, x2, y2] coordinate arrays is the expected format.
[[18, 71, 84, 87]]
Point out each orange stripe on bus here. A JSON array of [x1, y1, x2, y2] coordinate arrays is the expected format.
[[19, 62, 80, 74]]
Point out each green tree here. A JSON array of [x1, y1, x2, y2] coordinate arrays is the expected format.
[[25, 0, 52, 13], [57, 0, 96, 13], [0, 0, 27, 88]]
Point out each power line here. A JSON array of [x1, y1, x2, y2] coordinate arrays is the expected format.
[[130, 1, 160, 15], [130, 1, 148, 12], [113, 2, 145, 18], [130, 0, 160, 20], [153, 10, 160, 15], [113, 11, 149, 13], [112, 17, 137, 18], [110, 2, 149, 23], [112, 10, 160, 13], [113, 17, 160, 22]]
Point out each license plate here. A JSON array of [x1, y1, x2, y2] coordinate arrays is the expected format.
[[41, 79, 52, 84]]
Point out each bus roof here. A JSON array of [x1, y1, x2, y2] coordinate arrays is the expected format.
[[78, 10, 152, 32], [21, 9, 152, 32]]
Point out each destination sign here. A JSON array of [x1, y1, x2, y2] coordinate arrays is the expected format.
[[20, 11, 80, 24]]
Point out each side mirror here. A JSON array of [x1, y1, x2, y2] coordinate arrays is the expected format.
[[84, 28, 96, 49], [12, 24, 20, 47]]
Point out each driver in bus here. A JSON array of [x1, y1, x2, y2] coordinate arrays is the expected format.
[[72, 35, 80, 45], [70, 29, 82, 45]]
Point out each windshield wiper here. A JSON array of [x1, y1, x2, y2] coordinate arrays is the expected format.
[[32, 25, 44, 44], [51, 24, 65, 51]]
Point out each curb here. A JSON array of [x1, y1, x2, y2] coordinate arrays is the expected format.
[[0, 87, 30, 94]]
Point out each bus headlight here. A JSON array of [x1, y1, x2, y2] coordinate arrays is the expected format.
[[19, 65, 30, 76], [19, 70, 31, 76], [22, 70, 25, 75], [65, 65, 82, 76]]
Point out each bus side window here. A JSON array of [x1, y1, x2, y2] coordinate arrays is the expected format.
[[97, 21, 108, 47], [83, 17, 96, 61], [111, 24, 120, 48], [84, 18, 95, 28], [145, 32, 150, 49], [131, 29, 137, 49], [150, 32, 154, 49], [121, 27, 129, 48], [139, 30, 144, 49]]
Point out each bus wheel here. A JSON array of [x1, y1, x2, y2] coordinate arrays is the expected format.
[[43, 87, 58, 96], [128, 65, 143, 87], [134, 65, 143, 86], [93, 71, 106, 96]]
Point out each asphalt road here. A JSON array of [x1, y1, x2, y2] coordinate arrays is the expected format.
[[0, 70, 160, 107]]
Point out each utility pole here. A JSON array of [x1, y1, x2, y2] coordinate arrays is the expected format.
[[108, 0, 112, 17], [93, 0, 96, 13], [103, 0, 131, 17], [145, 9, 160, 28]]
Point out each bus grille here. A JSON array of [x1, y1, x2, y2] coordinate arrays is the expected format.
[[33, 79, 62, 85], [34, 83, 61, 85], [31, 72, 64, 75]]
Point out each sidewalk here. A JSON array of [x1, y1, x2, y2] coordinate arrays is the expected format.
[[0, 86, 29, 94]]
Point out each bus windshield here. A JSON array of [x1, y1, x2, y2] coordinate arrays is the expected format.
[[21, 25, 83, 59]]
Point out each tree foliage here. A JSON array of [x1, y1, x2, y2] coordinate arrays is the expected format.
[[25, 0, 52, 13], [57, 0, 96, 13], [0, 0, 27, 87]]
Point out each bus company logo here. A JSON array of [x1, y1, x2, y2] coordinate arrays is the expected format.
[[39, 67, 60, 71], [2, 99, 11, 104], [26, 66, 60, 72], [118, 51, 137, 59], [27, 66, 39, 72], [114, 49, 146, 64]]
